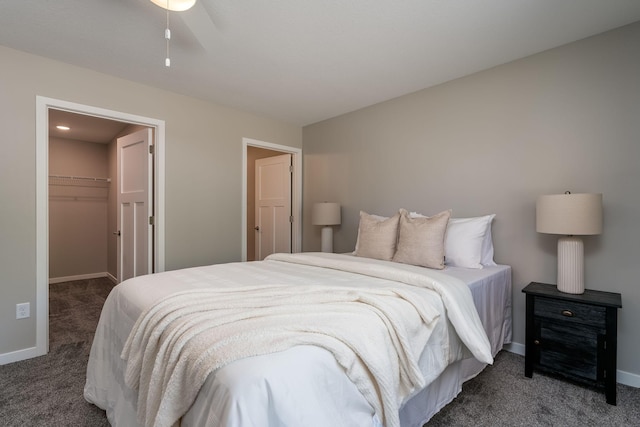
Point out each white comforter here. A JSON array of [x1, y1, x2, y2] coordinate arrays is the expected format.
[[85, 253, 492, 427]]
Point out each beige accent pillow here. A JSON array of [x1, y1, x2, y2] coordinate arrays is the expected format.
[[393, 208, 451, 269], [354, 211, 400, 261]]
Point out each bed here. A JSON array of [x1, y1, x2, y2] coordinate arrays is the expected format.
[[84, 211, 512, 427]]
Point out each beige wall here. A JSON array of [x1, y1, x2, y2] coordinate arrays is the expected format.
[[49, 137, 108, 279], [303, 22, 640, 379], [0, 45, 301, 357]]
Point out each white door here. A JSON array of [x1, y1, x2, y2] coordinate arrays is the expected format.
[[117, 128, 153, 282], [255, 154, 292, 260]]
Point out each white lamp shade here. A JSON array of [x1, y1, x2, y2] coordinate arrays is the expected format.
[[536, 193, 602, 235], [150, 0, 196, 11], [312, 202, 341, 226]]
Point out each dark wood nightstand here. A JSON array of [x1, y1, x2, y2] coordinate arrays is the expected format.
[[523, 282, 622, 405]]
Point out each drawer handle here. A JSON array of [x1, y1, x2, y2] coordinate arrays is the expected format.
[[534, 339, 540, 345], [561, 309, 574, 317]]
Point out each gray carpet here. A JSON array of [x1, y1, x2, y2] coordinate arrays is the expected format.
[[48, 277, 114, 349], [426, 351, 640, 426], [1, 278, 638, 426]]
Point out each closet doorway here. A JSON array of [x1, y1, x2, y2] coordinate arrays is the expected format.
[[48, 110, 152, 284], [35, 96, 165, 356]]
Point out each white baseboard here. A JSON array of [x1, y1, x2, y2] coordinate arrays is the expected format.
[[616, 369, 640, 388], [49, 272, 110, 284], [504, 341, 639, 388], [503, 342, 525, 356], [105, 272, 118, 284], [0, 346, 44, 366]]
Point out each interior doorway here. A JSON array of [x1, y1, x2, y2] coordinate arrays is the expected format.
[[35, 96, 165, 357], [49, 109, 127, 284], [242, 138, 302, 262]]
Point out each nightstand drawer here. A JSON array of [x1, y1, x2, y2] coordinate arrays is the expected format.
[[534, 296, 606, 328]]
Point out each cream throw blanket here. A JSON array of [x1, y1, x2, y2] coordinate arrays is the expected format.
[[122, 253, 492, 427]]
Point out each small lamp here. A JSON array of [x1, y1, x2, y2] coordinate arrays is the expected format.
[[312, 202, 341, 253], [536, 192, 603, 294]]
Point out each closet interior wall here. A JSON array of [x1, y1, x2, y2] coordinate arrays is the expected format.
[[48, 137, 109, 282]]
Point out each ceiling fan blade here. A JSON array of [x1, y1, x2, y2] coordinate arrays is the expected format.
[[179, 1, 218, 51]]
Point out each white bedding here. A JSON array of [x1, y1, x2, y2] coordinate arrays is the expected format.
[[399, 263, 512, 427], [84, 253, 510, 427]]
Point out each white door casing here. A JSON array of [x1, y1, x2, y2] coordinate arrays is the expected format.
[[26, 96, 165, 365], [255, 154, 292, 260], [117, 128, 153, 282]]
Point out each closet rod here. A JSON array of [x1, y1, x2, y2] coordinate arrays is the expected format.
[[48, 174, 111, 183]]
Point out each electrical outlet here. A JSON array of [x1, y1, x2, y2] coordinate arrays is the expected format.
[[16, 303, 30, 319]]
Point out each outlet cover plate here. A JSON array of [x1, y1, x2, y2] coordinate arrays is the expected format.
[[16, 302, 30, 319]]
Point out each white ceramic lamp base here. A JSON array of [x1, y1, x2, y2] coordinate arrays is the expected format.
[[557, 236, 585, 294], [320, 226, 333, 253]]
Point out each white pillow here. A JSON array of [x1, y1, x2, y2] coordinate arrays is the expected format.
[[445, 215, 496, 269], [480, 216, 497, 266]]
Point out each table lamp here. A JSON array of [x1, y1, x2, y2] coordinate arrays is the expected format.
[[536, 192, 603, 294], [312, 202, 341, 253]]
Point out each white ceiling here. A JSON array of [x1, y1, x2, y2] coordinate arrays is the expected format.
[[49, 109, 130, 144], [3, 0, 640, 126]]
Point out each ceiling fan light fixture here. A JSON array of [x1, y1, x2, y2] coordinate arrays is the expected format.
[[149, 0, 196, 12]]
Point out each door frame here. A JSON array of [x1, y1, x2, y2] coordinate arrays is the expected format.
[[241, 138, 302, 261], [35, 96, 165, 357]]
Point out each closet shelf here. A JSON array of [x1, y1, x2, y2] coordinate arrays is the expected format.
[[48, 175, 111, 182], [49, 175, 111, 190]]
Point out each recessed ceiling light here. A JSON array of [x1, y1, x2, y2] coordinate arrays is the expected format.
[[56, 125, 70, 131]]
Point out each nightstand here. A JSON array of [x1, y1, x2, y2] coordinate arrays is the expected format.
[[523, 282, 622, 405]]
